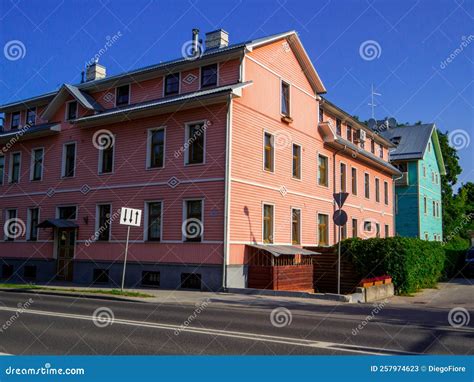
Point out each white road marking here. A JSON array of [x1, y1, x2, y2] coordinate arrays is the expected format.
[[0, 306, 414, 355]]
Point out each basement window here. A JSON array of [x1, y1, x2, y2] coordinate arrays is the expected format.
[[23, 265, 37, 281], [180, 273, 202, 290], [2, 264, 14, 279], [93, 269, 109, 284], [141, 271, 160, 287]]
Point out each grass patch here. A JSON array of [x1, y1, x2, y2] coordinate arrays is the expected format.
[[0, 284, 153, 298]]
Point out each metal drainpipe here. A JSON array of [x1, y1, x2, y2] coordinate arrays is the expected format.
[[392, 172, 404, 236]]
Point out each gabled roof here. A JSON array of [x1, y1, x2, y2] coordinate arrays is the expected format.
[[41, 84, 103, 121], [1, 30, 325, 111], [380, 124, 446, 175]]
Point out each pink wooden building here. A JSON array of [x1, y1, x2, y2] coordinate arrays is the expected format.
[[0, 30, 400, 290]]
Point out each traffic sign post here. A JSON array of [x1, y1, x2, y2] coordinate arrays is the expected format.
[[119, 207, 142, 291], [333, 193, 349, 295]]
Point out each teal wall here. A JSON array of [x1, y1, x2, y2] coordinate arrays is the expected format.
[[394, 135, 443, 241]]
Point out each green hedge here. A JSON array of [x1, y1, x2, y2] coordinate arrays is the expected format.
[[442, 237, 469, 278], [340, 237, 445, 294]]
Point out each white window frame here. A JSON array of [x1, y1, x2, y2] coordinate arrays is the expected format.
[[55, 205, 78, 220], [61, 141, 77, 178], [292, 143, 302, 180], [98, 135, 116, 175], [280, 79, 292, 117], [184, 120, 207, 166], [263, 131, 275, 173], [9, 151, 21, 184], [262, 202, 275, 244], [182, 198, 205, 242], [317, 153, 330, 188], [291, 207, 302, 245], [384, 180, 389, 205], [339, 161, 347, 192], [30, 147, 44, 181], [4, 208, 18, 241], [95, 203, 112, 242], [146, 127, 166, 169], [27, 207, 40, 241], [144, 200, 164, 241], [375, 177, 380, 203], [317, 212, 330, 246], [351, 166, 358, 195], [364, 172, 370, 199]]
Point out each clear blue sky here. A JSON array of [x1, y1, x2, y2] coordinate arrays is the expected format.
[[1, 0, 472, 187]]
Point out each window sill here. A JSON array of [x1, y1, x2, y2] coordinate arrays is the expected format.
[[281, 115, 293, 124], [184, 162, 206, 167]]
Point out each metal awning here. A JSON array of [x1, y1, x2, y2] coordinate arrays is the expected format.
[[37, 219, 79, 229], [247, 244, 320, 257]]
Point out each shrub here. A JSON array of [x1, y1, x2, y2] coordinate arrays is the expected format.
[[442, 236, 470, 278], [340, 237, 445, 294]]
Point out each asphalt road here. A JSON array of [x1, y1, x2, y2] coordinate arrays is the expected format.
[[0, 290, 472, 355]]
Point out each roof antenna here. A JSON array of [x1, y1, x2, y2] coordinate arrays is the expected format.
[[368, 84, 381, 119]]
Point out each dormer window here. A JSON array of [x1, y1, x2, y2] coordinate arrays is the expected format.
[[379, 145, 384, 158], [201, 64, 218, 88], [165, 73, 180, 96], [116, 85, 130, 106], [26, 108, 36, 125], [346, 125, 352, 141], [66, 101, 78, 121], [371, 139, 375, 154], [390, 136, 401, 145], [11, 112, 20, 129]]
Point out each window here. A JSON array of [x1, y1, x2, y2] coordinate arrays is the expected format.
[[423, 196, 427, 214], [375, 178, 380, 202], [62, 143, 76, 177], [384, 224, 389, 238], [184, 200, 203, 242], [364, 221, 372, 233], [346, 125, 352, 141], [148, 128, 165, 168], [26, 108, 36, 125], [146, 202, 162, 241], [5, 209, 18, 241], [352, 218, 358, 238], [379, 145, 384, 159], [97, 204, 111, 241], [264, 132, 274, 172], [281, 81, 290, 116], [371, 140, 375, 154], [0, 155, 4, 185], [31, 148, 44, 181], [27, 207, 39, 241], [336, 119, 342, 136], [423, 165, 426, 177], [424, 232, 429, 240], [142, 271, 160, 287], [165, 73, 180, 96], [181, 273, 202, 289], [376, 223, 380, 238], [9, 152, 21, 184], [23, 265, 36, 280], [437, 202, 440, 217], [66, 101, 77, 120], [263, 204, 274, 244], [384, 181, 389, 205], [291, 208, 301, 245], [364, 173, 370, 198], [433, 201, 436, 217], [185, 123, 205, 165], [2, 265, 14, 279], [341, 223, 347, 240], [351, 168, 357, 195], [319, 107, 323, 122], [318, 214, 329, 245], [201, 64, 218, 88], [428, 142, 431, 152], [93, 269, 109, 284], [58, 206, 77, 220], [318, 154, 328, 187], [99, 142, 114, 174], [292, 144, 301, 179], [340, 163, 346, 192], [11, 112, 20, 129], [116, 85, 130, 106]]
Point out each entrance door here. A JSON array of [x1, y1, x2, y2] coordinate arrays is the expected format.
[[56, 229, 75, 281]]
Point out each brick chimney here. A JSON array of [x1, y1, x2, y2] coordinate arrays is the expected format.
[[86, 61, 106, 82], [205, 29, 229, 50]]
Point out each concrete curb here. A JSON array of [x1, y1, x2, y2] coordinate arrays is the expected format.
[[227, 287, 352, 302], [0, 288, 142, 303]]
